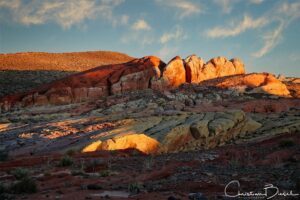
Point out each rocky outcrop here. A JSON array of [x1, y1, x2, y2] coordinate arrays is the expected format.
[[0, 56, 165, 111], [82, 110, 261, 154], [201, 73, 291, 96], [282, 77, 300, 98], [161, 56, 186, 87], [184, 55, 205, 83], [0, 55, 246, 112], [184, 56, 245, 83]]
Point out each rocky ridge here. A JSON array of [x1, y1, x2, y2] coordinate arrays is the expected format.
[[0, 53, 299, 199], [0, 54, 299, 155], [1, 55, 251, 112]]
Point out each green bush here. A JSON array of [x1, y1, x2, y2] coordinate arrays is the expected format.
[[11, 177, 37, 194], [10, 168, 29, 180], [66, 149, 77, 156], [128, 182, 142, 195], [58, 155, 73, 167]]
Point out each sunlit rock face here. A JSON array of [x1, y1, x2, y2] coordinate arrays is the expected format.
[[184, 55, 205, 83], [201, 73, 290, 97], [4, 54, 298, 114], [161, 56, 186, 87], [184, 56, 245, 83], [81, 110, 261, 154], [0, 56, 166, 111], [83, 134, 159, 154]]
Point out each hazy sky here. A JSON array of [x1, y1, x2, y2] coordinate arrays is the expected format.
[[0, 0, 299, 76]]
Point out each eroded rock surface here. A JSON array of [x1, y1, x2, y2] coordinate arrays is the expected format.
[[1, 55, 247, 112]]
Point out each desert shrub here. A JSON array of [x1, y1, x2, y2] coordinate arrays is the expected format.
[[99, 170, 117, 177], [0, 183, 7, 194], [143, 156, 154, 171], [228, 158, 240, 169], [65, 148, 77, 156], [0, 183, 13, 200], [128, 182, 142, 195], [85, 159, 101, 172], [10, 168, 29, 180], [279, 139, 295, 148], [10, 177, 37, 194], [130, 149, 141, 156], [0, 150, 8, 162], [58, 155, 73, 167]]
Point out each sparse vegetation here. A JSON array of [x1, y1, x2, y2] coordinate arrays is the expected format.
[[85, 159, 102, 172], [143, 156, 154, 171], [279, 139, 295, 148], [99, 170, 118, 177], [58, 155, 73, 167], [128, 182, 143, 195], [10, 177, 37, 194], [7, 168, 37, 194], [130, 149, 141, 156], [0, 150, 8, 162], [0, 183, 7, 194], [10, 168, 29, 180], [66, 148, 77, 156], [229, 158, 241, 169]]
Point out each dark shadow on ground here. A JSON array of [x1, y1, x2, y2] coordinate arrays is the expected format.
[[0, 70, 75, 98]]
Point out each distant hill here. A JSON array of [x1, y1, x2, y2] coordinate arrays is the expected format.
[[0, 51, 134, 97], [0, 51, 134, 71]]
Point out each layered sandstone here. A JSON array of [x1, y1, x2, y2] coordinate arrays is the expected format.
[[184, 55, 245, 83], [0, 56, 165, 111], [201, 73, 290, 96], [0, 55, 245, 112], [80, 110, 261, 154]]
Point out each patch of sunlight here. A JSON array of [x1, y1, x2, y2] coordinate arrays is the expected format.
[[82, 134, 159, 154]]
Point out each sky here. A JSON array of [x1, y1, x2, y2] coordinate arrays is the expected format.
[[0, 0, 299, 76]]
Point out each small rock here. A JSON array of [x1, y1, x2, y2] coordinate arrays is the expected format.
[[197, 93, 204, 98], [185, 98, 194, 106]]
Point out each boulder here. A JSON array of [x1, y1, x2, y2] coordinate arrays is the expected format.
[[206, 56, 245, 79], [100, 134, 159, 154], [190, 120, 210, 139], [161, 56, 186, 87], [184, 55, 204, 83]]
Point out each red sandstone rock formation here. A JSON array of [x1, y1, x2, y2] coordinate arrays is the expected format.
[[0, 54, 248, 111], [201, 73, 290, 96], [184, 55, 245, 83]]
